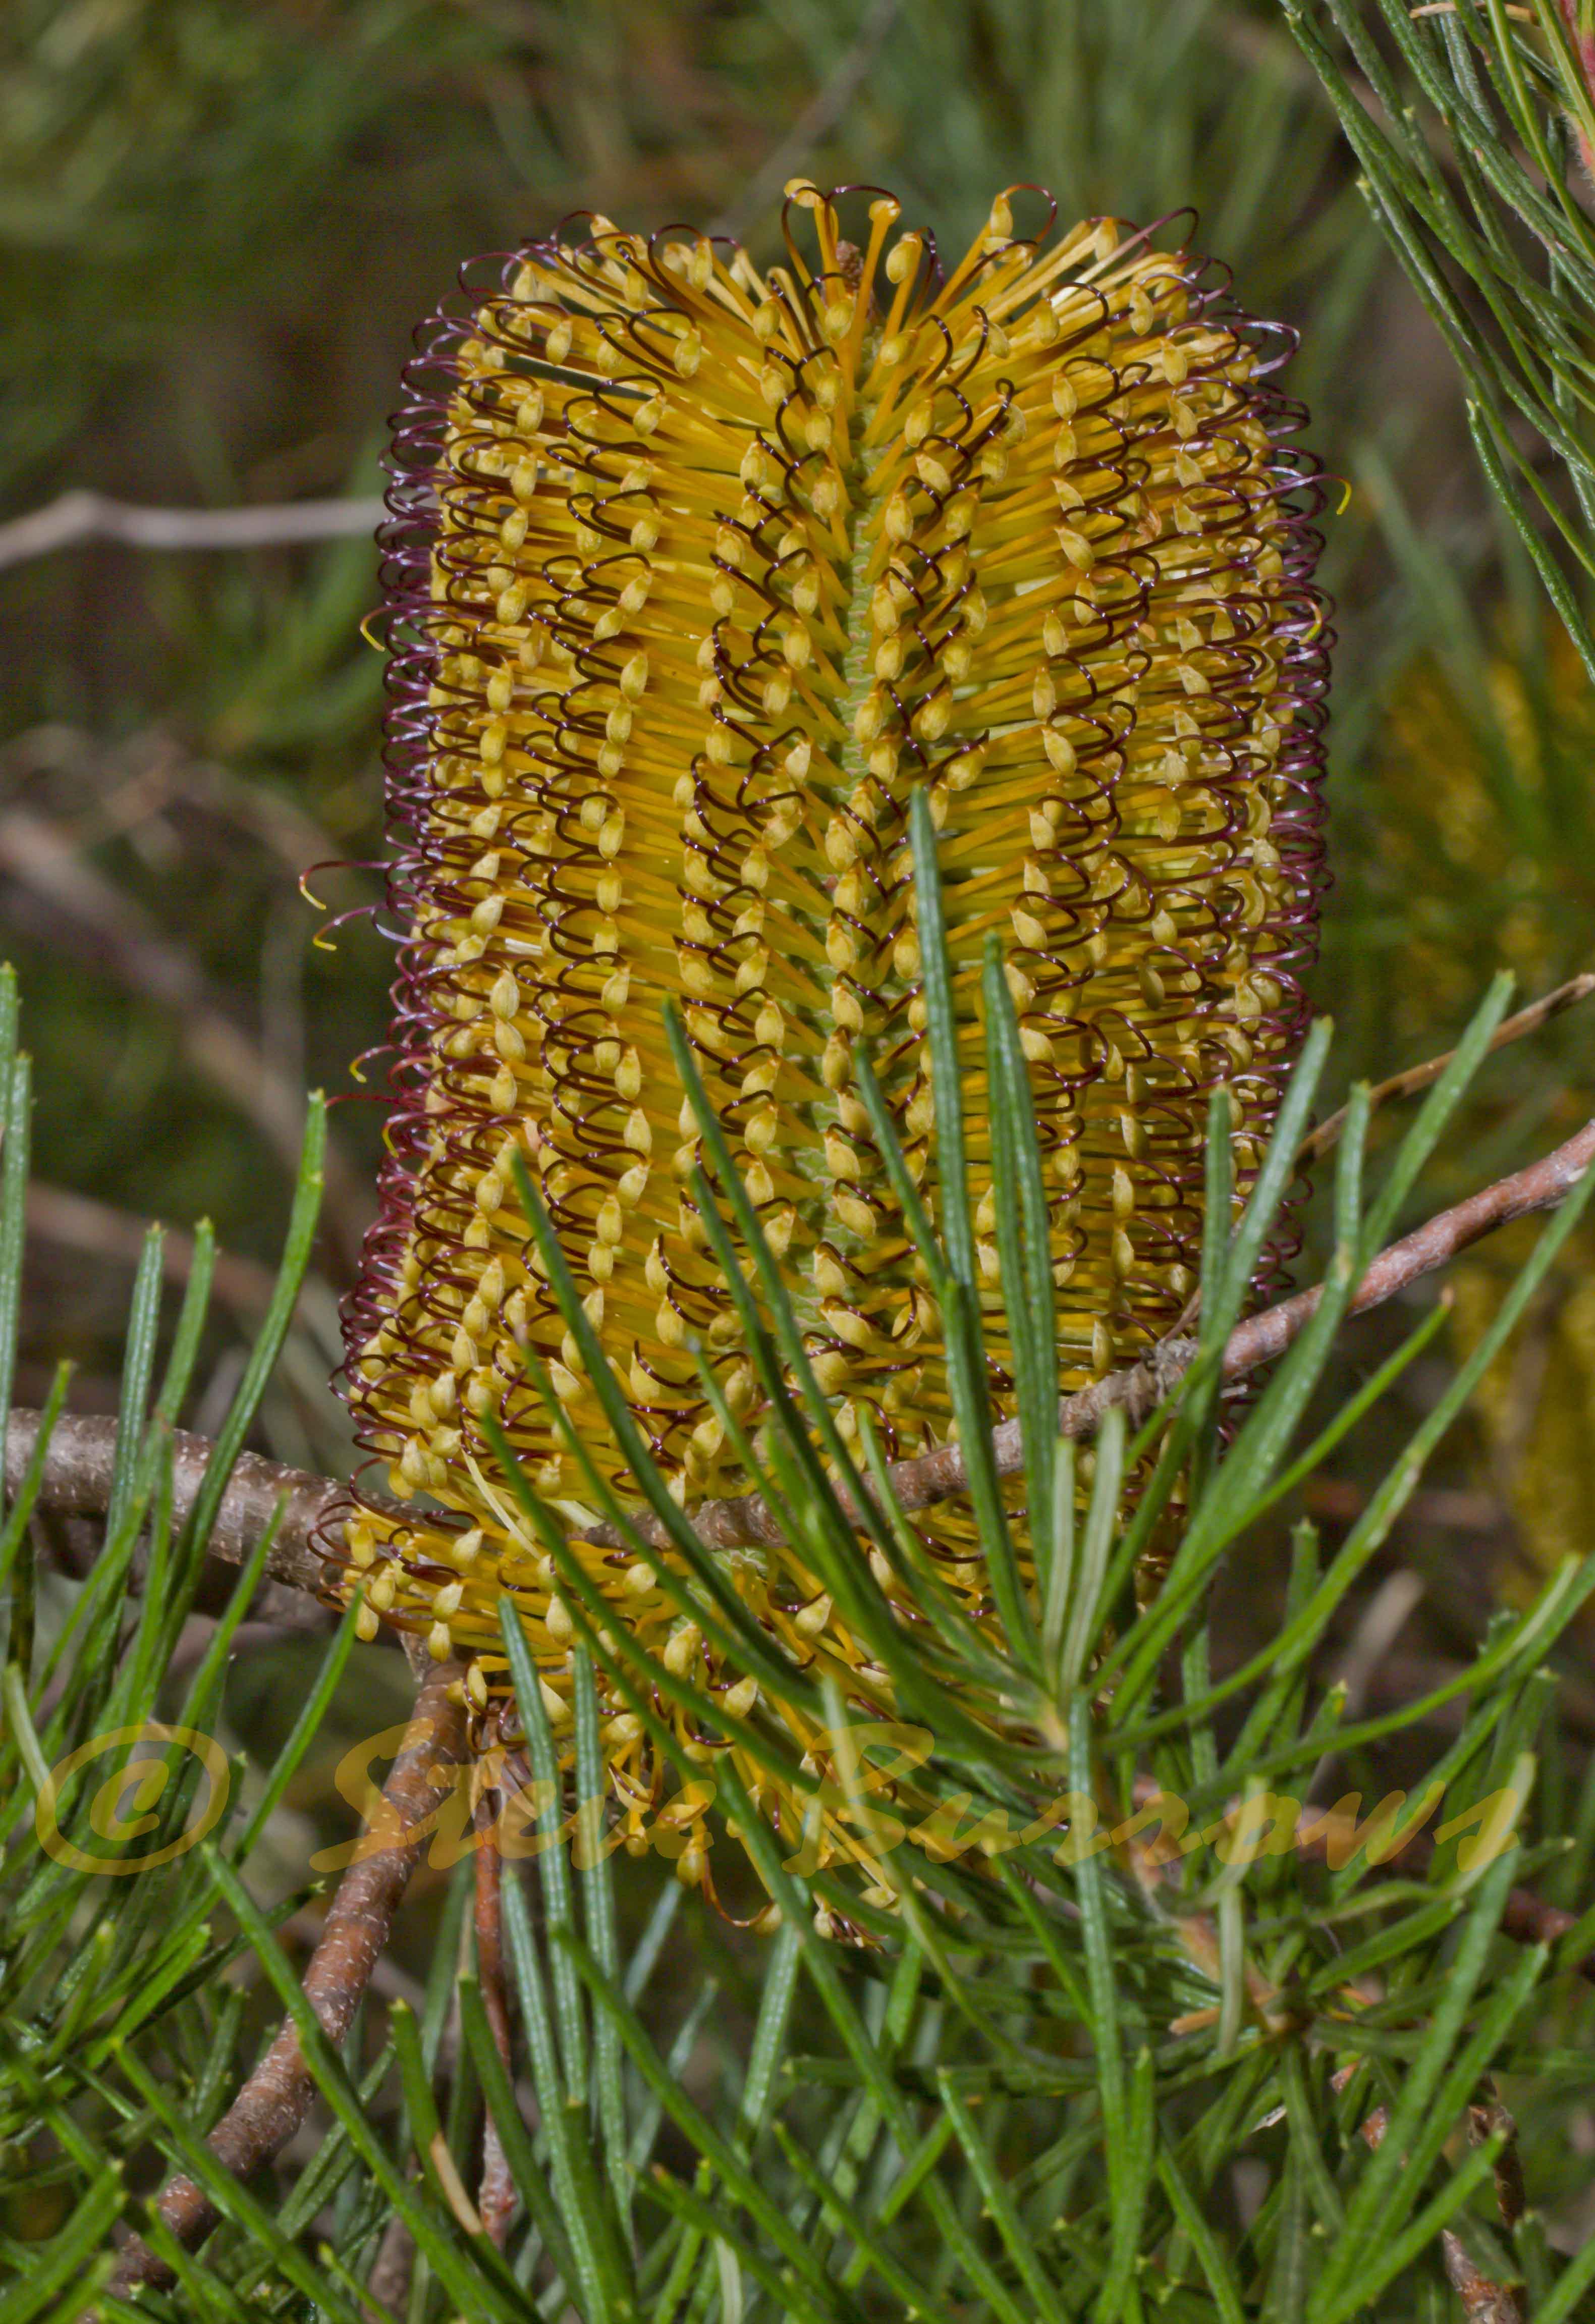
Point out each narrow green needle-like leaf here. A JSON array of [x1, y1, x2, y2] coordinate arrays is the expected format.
[[939, 2073, 1069, 2322]]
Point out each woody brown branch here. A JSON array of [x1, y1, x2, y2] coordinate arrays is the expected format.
[[13, 1114, 1595, 1586], [111, 1661, 470, 2292], [6, 1410, 335, 1595]]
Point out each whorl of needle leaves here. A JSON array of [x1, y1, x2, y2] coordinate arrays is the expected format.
[[328, 183, 1329, 1882]]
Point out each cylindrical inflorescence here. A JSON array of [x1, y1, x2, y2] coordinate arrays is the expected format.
[[327, 184, 1329, 1901]]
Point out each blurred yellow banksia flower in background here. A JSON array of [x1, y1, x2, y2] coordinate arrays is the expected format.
[[328, 183, 1329, 1892]]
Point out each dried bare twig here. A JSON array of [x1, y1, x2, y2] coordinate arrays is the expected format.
[[0, 489, 384, 570], [111, 1660, 471, 2290]]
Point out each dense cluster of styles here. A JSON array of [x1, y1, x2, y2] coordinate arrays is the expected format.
[[326, 182, 1329, 1897]]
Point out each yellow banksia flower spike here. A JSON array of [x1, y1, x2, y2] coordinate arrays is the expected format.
[[329, 184, 1329, 1904]]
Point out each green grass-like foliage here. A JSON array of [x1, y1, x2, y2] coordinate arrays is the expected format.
[[1281, 0, 1595, 680], [0, 793, 1593, 2318]]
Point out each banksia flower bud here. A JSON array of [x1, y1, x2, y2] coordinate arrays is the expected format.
[[331, 186, 1328, 1886]]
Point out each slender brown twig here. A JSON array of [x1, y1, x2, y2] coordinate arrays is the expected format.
[[14, 1113, 1595, 1586], [111, 1661, 470, 2291], [1166, 976, 1595, 1343], [1298, 974, 1595, 1166]]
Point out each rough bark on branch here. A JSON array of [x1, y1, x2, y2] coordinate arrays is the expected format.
[[7, 1410, 334, 1596]]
